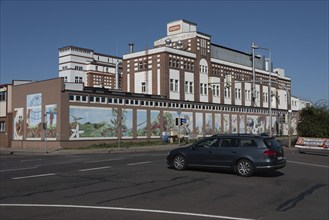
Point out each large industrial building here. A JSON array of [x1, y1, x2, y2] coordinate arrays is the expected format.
[[0, 20, 307, 150]]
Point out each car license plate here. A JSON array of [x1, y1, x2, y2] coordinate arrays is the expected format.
[[277, 156, 283, 160]]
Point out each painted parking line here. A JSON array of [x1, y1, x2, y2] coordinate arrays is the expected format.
[[0, 204, 255, 220], [288, 160, 329, 168], [127, 161, 152, 166], [84, 158, 125, 164], [12, 173, 56, 180], [78, 166, 112, 172], [0, 166, 39, 173]]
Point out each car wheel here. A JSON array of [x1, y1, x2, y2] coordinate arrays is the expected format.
[[173, 155, 186, 170], [236, 159, 254, 177]]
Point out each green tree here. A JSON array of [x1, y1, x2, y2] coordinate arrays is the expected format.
[[297, 104, 329, 138]]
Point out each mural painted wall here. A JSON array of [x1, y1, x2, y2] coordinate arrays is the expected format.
[[223, 114, 230, 133], [163, 111, 177, 134], [180, 112, 193, 138], [214, 114, 222, 134], [150, 110, 160, 137], [66, 105, 298, 141], [13, 108, 24, 140], [69, 106, 118, 139], [136, 110, 147, 137], [195, 112, 203, 137], [122, 109, 133, 138], [45, 104, 58, 139], [205, 113, 213, 136], [239, 115, 245, 133], [246, 115, 267, 134], [232, 115, 237, 133], [26, 93, 42, 139]]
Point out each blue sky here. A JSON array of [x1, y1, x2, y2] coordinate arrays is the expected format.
[[1, 0, 328, 104]]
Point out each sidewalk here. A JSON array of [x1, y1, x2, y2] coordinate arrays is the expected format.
[[0, 144, 182, 155], [0, 143, 298, 155]]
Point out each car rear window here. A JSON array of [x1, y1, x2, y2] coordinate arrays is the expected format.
[[240, 139, 258, 148], [264, 138, 282, 149]]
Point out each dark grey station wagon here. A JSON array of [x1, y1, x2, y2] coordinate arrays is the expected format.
[[167, 134, 286, 177]]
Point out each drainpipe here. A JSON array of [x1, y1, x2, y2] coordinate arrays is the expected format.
[[115, 60, 122, 90]]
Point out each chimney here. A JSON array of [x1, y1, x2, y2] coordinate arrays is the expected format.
[[129, 43, 134, 53]]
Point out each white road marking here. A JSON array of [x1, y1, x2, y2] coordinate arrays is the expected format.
[[0, 204, 255, 220], [84, 158, 125, 164], [0, 166, 39, 173], [12, 173, 56, 180], [288, 160, 329, 168], [78, 166, 112, 172], [127, 161, 151, 166], [21, 159, 42, 162]]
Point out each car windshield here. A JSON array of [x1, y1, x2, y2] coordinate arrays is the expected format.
[[264, 138, 282, 149]]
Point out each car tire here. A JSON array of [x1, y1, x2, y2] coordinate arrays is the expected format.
[[236, 159, 254, 177], [173, 155, 187, 170]]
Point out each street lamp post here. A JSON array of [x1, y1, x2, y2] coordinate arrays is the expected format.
[[251, 43, 272, 136], [251, 43, 257, 106]]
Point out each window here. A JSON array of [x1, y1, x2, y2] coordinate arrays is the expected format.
[[0, 91, 7, 101], [240, 139, 258, 148], [184, 81, 193, 94], [169, 79, 179, 92], [0, 121, 5, 132], [63, 76, 68, 82], [200, 83, 203, 95], [245, 90, 251, 100], [235, 89, 241, 99], [75, 66, 83, 71], [204, 84, 208, 95], [75, 76, 83, 83], [175, 80, 179, 92], [170, 79, 174, 91], [225, 86, 231, 98], [220, 138, 239, 148], [195, 137, 219, 148], [141, 82, 146, 93]]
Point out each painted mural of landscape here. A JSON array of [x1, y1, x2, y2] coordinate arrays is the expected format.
[[68, 106, 297, 140], [69, 106, 118, 139], [136, 110, 147, 137], [13, 108, 24, 140], [45, 104, 58, 139], [150, 110, 161, 137], [122, 109, 133, 137], [26, 93, 42, 139]]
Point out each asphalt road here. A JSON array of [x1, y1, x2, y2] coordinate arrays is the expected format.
[[0, 148, 328, 220]]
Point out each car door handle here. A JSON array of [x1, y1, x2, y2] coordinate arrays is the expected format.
[[232, 151, 237, 154]]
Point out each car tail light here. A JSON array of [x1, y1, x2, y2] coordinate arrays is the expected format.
[[263, 149, 277, 156]]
